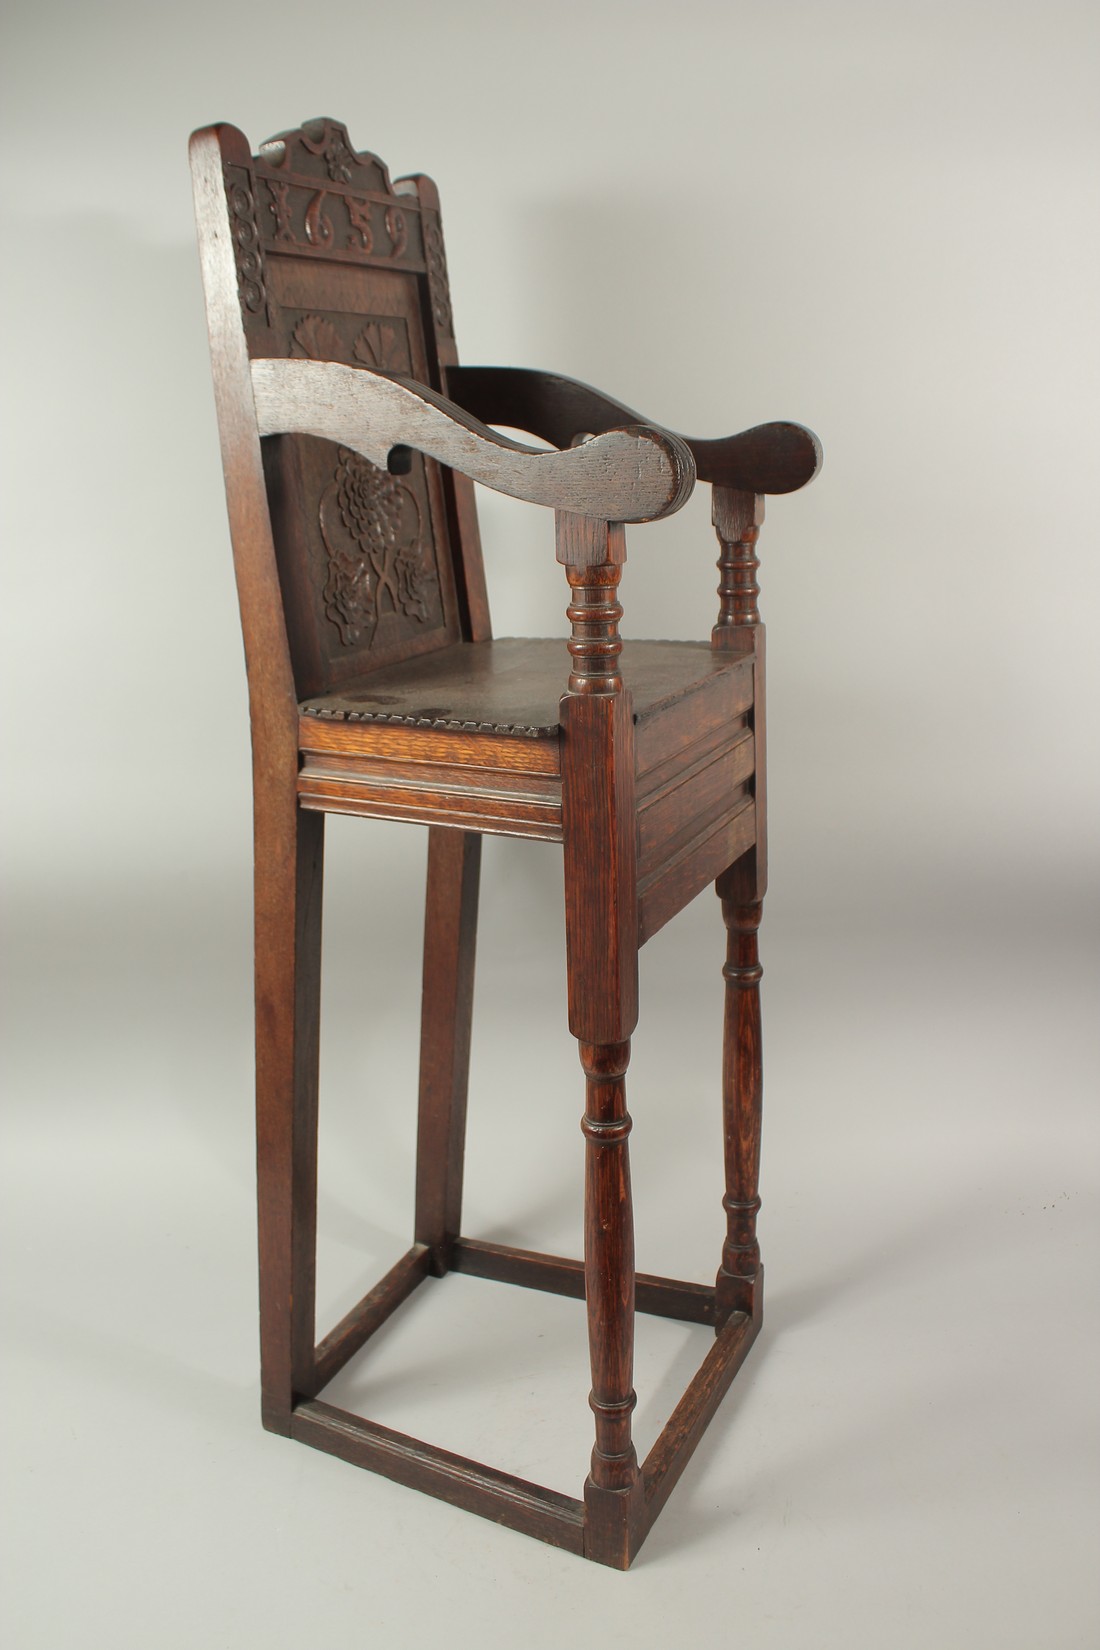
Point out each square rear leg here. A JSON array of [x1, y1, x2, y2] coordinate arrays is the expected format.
[[414, 828, 482, 1276], [254, 793, 324, 1429]]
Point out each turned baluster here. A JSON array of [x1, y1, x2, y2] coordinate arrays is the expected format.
[[712, 487, 764, 651], [557, 512, 644, 1567], [558, 513, 626, 694], [580, 1039, 639, 1496]]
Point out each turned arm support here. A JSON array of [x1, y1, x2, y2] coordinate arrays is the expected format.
[[250, 358, 695, 524], [445, 365, 822, 495]]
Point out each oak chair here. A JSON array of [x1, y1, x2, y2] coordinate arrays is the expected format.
[[190, 116, 820, 1569]]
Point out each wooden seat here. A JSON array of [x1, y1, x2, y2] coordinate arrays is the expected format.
[[191, 115, 821, 1569], [299, 636, 744, 734]]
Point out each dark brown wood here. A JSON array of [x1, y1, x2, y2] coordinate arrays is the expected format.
[[213, 119, 473, 699], [558, 550, 638, 1046], [450, 1238, 716, 1326], [553, 518, 646, 1566], [712, 485, 768, 1325], [190, 125, 298, 721], [254, 798, 324, 1429], [291, 1400, 586, 1554], [313, 1243, 431, 1392], [715, 898, 764, 1324], [632, 638, 758, 944], [414, 829, 481, 1272], [297, 756, 562, 838], [712, 485, 768, 904], [446, 365, 822, 493], [192, 111, 821, 1568], [641, 1305, 760, 1524], [712, 488, 764, 647], [298, 636, 745, 735], [580, 1039, 646, 1569], [397, 170, 493, 643], [297, 709, 563, 839], [639, 799, 756, 948]]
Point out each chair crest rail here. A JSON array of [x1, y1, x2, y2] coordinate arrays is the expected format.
[[250, 358, 695, 522]]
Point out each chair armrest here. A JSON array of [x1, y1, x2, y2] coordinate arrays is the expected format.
[[250, 358, 694, 523], [445, 366, 822, 495]]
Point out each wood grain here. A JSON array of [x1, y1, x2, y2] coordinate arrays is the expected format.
[[450, 1239, 716, 1325], [415, 829, 481, 1272], [714, 897, 764, 1324], [641, 1307, 759, 1524], [252, 358, 695, 522], [291, 1400, 586, 1554], [313, 1244, 430, 1392], [446, 365, 822, 494], [193, 111, 821, 1568], [395, 169, 492, 640]]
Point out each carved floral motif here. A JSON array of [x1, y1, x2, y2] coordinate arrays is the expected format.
[[267, 180, 295, 243], [320, 448, 436, 646], [300, 121, 357, 183], [284, 306, 436, 650]]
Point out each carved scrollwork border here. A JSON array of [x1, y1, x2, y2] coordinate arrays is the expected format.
[[422, 212, 453, 337], [222, 164, 268, 319]]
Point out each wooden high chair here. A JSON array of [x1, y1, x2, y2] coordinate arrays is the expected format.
[[191, 116, 821, 1568]]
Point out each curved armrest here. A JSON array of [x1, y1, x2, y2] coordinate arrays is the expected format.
[[250, 358, 694, 523], [445, 366, 822, 495]]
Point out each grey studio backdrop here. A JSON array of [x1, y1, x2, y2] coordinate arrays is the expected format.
[[2, 2, 1097, 1646]]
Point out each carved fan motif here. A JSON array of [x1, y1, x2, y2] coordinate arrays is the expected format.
[[292, 314, 342, 360], [319, 447, 436, 646], [353, 321, 403, 371]]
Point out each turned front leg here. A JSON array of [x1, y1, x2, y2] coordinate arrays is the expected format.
[[582, 1038, 639, 1493], [557, 512, 645, 1567], [712, 484, 767, 1328], [715, 895, 763, 1325]]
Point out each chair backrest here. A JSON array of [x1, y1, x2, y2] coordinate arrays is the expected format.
[[192, 118, 488, 701]]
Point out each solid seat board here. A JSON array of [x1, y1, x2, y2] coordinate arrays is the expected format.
[[300, 637, 750, 736]]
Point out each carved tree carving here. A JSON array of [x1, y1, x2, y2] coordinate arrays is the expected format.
[[319, 448, 436, 646]]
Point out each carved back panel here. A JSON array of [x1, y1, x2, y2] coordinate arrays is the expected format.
[[211, 118, 481, 697]]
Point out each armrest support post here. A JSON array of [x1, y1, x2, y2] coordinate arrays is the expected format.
[[711, 485, 768, 906], [556, 515, 626, 695], [711, 488, 764, 654]]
